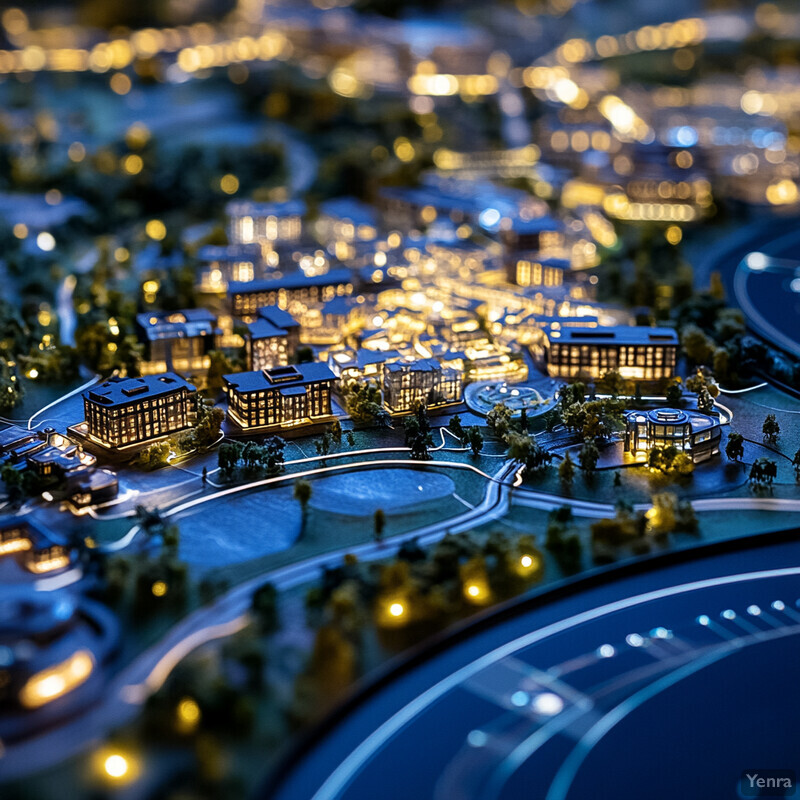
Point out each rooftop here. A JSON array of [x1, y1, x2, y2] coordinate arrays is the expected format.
[[84, 374, 195, 407], [136, 309, 216, 342], [197, 243, 262, 262], [226, 198, 306, 218], [223, 362, 336, 393], [229, 267, 353, 295], [546, 325, 679, 346]]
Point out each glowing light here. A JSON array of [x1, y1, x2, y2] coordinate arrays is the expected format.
[[13, 223, 27, 239], [36, 232, 56, 251], [104, 754, 129, 779], [746, 252, 768, 270], [510, 690, 529, 707], [665, 225, 682, 245], [220, 174, 239, 194], [146, 219, 166, 240], [598, 644, 615, 658], [479, 208, 501, 228], [747, 604, 761, 616], [122, 154, 143, 175], [721, 609, 736, 620], [389, 602, 404, 617], [626, 632, 645, 647], [27, 368, 39, 379], [520, 555, 533, 568], [697, 614, 710, 626], [532, 692, 564, 716], [152, 580, 167, 597], [110, 73, 132, 95], [19, 650, 94, 708], [467, 584, 481, 598], [766, 179, 798, 206], [177, 697, 201, 730]]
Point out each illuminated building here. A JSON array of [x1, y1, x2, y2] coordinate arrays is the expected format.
[[499, 216, 565, 255], [509, 256, 569, 289], [0, 587, 116, 713], [196, 244, 263, 293], [0, 516, 74, 576], [81, 374, 197, 451], [624, 408, 721, 462], [383, 358, 462, 414], [316, 197, 379, 261], [229, 268, 355, 321], [327, 348, 403, 382], [245, 306, 301, 371], [227, 199, 305, 247], [223, 363, 336, 432], [136, 309, 217, 377], [536, 326, 678, 381]]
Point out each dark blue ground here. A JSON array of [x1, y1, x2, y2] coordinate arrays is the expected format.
[[266, 530, 800, 800]]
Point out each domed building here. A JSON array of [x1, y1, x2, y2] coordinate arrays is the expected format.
[[623, 407, 721, 463]]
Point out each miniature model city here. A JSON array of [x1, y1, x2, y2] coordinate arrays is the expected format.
[[0, 1, 800, 799]]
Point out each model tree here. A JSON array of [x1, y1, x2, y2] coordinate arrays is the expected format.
[[294, 478, 312, 534], [448, 413, 466, 444], [486, 403, 513, 438], [578, 440, 599, 475], [749, 458, 777, 486], [665, 380, 683, 407], [793, 448, 800, 477], [762, 414, 780, 443], [558, 452, 575, 486], [466, 426, 483, 457], [725, 432, 745, 462], [373, 508, 386, 543], [330, 419, 342, 446]]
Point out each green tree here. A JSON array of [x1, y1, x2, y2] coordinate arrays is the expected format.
[[792, 448, 800, 476], [466, 426, 483, 457], [486, 403, 513, 438], [294, 478, 312, 534], [558, 452, 575, 486], [374, 508, 386, 543], [725, 432, 745, 462], [448, 414, 465, 443], [252, 582, 279, 634], [597, 369, 633, 398], [206, 350, 233, 396], [665, 381, 683, 407], [330, 419, 342, 446], [578, 440, 599, 475], [762, 414, 780, 443], [193, 406, 224, 449], [342, 379, 384, 424]]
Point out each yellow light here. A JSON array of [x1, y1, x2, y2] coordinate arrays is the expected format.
[[12, 223, 27, 239], [394, 137, 415, 163], [122, 154, 143, 175], [520, 555, 533, 568], [467, 584, 481, 597], [142, 280, 159, 294], [104, 754, 129, 779], [27, 368, 39, 379], [389, 602, 404, 617], [220, 173, 239, 194], [145, 219, 166, 240], [665, 225, 682, 245], [110, 73, 132, 95], [176, 696, 201, 732], [766, 179, 799, 205], [114, 247, 129, 262], [19, 650, 94, 709], [152, 580, 167, 597]]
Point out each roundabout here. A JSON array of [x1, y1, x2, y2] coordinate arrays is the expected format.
[[465, 381, 559, 419]]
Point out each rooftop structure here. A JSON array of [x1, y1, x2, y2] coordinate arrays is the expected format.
[[227, 199, 305, 247], [535, 325, 679, 382], [624, 407, 721, 463], [383, 357, 462, 414], [81, 374, 196, 451], [135, 309, 217, 377], [228, 268, 355, 320], [245, 306, 301, 371], [223, 363, 336, 432]]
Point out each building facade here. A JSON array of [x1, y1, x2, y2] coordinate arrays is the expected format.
[[136, 309, 217, 377], [82, 374, 196, 450], [228, 268, 355, 321], [223, 363, 336, 432], [537, 326, 679, 382], [624, 408, 721, 463], [383, 358, 462, 414], [227, 199, 305, 247], [246, 306, 301, 371]]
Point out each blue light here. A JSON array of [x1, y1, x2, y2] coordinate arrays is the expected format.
[[479, 208, 501, 228], [671, 125, 698, 147]]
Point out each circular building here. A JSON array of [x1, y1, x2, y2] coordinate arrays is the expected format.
[[624, 407, 721, 462], [466, 382, 558, 418]]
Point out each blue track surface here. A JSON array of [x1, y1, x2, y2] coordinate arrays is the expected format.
[[267, 531, 800, 800]]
